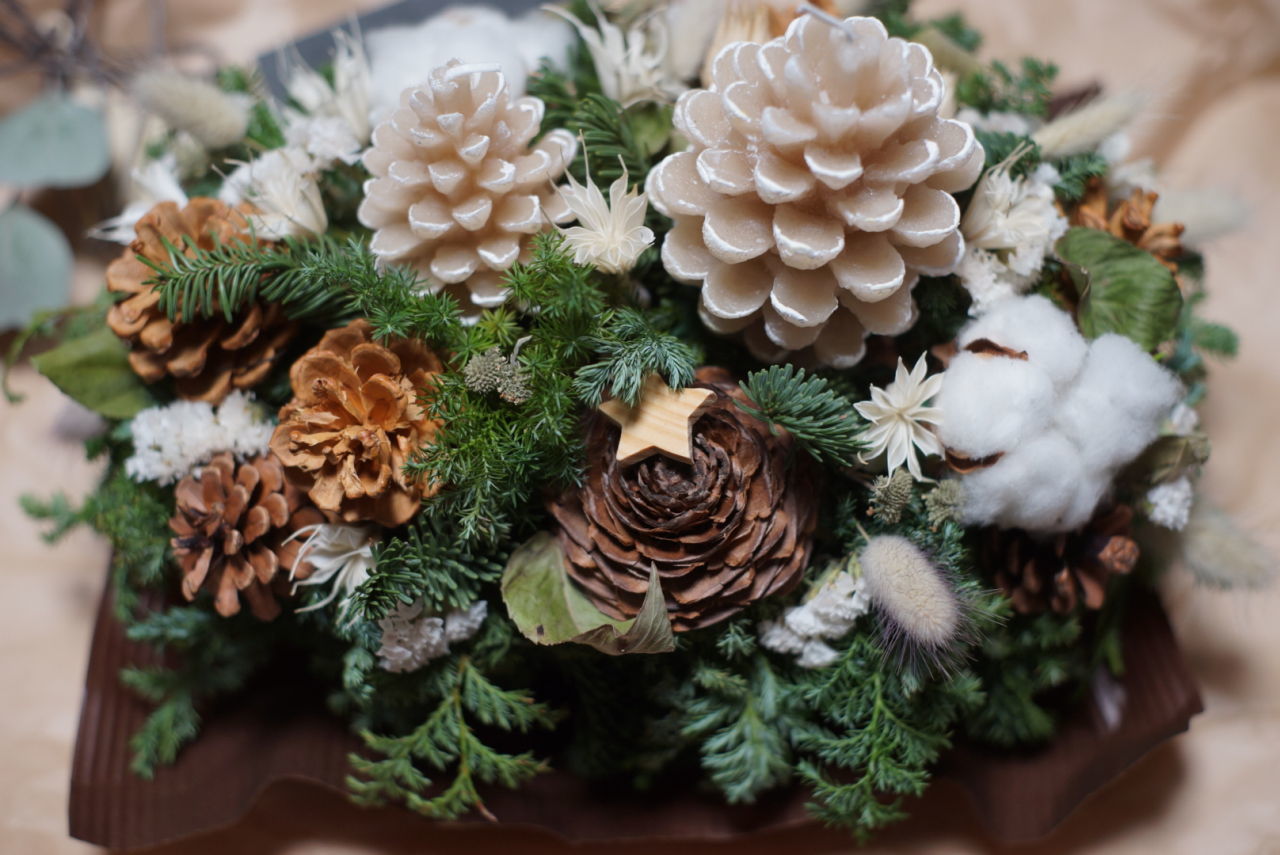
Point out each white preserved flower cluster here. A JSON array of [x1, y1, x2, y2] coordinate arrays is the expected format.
[[287, 524, 378, 615], [758, 571, 869, 669], [281, 30, 372, 161], [376, 601, 489, 673], [548, 2, 682, 106], [90, 154, 188, 245], [1146, 476, 1194, 531], [937, 296, 1182, 533], [219, 146, 328, 240], [125, 390, 273, 485]]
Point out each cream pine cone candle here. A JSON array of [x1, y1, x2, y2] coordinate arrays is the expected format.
[[358, 61, 576, 315], [647, 14, 983, 366]]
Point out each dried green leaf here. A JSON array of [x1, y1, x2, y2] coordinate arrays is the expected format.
[[0, 92, 110, 188], [31, 325, 158, 418], [0, 204, 72, 328]]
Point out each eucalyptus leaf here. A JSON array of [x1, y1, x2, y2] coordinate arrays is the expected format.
[[0, 91, 111, 188], [32, 325, 158, 419], [501, 532, 675, 655], [1056, 227, 1183, 350], [1129, 433, 1211, 486], [0, 204, 72, 328]]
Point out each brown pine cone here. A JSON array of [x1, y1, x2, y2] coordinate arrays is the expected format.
[[270, 319, 445, 528], [549, 366, 818, 632], [1071, 182, 1184, 271], [106, 198, 297, 404], [169, 452, 324, 620], [984, 505, 1140, 615]]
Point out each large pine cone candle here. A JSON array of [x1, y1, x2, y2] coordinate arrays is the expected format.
[[358, 60, 576, 316], [549, 367, 818, 631], [270, 319, 445, 527], [169, 453, 324, 620], [106, 199, 296, 404], [647, 15, 983, 367]]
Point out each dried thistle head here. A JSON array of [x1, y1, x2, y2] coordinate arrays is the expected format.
[[462, 347, 507, 395], [923, 480, 965, 529], [869, 468, 914, 524]]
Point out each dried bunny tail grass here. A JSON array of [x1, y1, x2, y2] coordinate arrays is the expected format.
[[131, 69, 252, 149], [1032, 92, 1146, 159], [1179, 500, 1276, 590], [1153, 188, 1249, 248], [858, 535, 977, 672]]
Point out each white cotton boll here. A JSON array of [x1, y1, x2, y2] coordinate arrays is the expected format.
[[960, 431, 1096, 532], [935, 352, 1056, 459], [1055, 334, 1182, 471], [797, 640, 840, 669], [444, 601, 489, 643], [758, 619, 807, 655], [955, 295, 1087, 389]]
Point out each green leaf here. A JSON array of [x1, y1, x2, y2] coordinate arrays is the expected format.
[[1129, 433, 1211, 486], [0, 92, 110, 188], [31, 325, 158, 418], [0, 204, 72, 328], [1057, 227, 1183, 350], [501, 532, 675, 655]]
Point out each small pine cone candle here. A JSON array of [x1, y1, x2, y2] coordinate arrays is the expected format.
[[169, 453, 324, 620], [270, 319, 445, 527], [358, 60, 576, 316], [106, 199, 296, 404], [549, 367, 818, 631], [647, 15, 983, 367]]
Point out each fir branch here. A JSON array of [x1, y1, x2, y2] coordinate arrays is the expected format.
[[142, 233, 367, 325], [956, 58, 1058, 117], [736, 365, 864, 466], [349, 517, 508, 621], [1052, 151, 1110, 202], [573, 307, 698, 406], [347, 654, 555, 821]]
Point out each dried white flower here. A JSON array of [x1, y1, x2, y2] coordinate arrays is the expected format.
[[558, 166, 655, 273], [954, 107, 1034, 137], [125, 390, 273, 484], [1167, 401, 1200, 436], [280, 29, 372, 167], [285, 116, 363, 167], [759, 570, 869, 669], [854, 354, 945, 481], [288, 524, 378, 615], [1032, 92, 1145, 160], [1146, 476, 1194, 531], [376, 600, 489, 673], [89, 153, 188, 244], [219, 146, 327, 239], [546, 2, 680, 106], [959, 157, 1068, 313], [131, 69, 252, 149]]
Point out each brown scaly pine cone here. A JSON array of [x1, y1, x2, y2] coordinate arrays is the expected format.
[[1071, 181, 1185, 272], [169, 452, 325, 620], [105, 198, 297, 404], [548, 366, 819, 632], [983, 505, 1140, 615], [270, 319, 445, 528]]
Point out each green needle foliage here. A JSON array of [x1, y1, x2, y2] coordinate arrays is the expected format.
[[736, 365, 865, 466], [573, 306, 698, 406], [956, 57, 1059, 117], [347, 653, 556, 821]]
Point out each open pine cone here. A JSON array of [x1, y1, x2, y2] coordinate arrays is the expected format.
[[106, 198, 296, 404], [270, 319, 445, 527], [549, 366, 818, 632], [1072, 181, 1184, 271], [983, 505, 1140, 615], [646, 15, 983, 367], [169, 452, 324, 620], [358, 60, 576, 316]]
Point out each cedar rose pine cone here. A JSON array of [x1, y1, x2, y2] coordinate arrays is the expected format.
[[646, 15, 983, 367], [549, 367, 818, 632], [270, 319, 445, 528], [169, 452, 323, 620], [106, 198, 296, 404]]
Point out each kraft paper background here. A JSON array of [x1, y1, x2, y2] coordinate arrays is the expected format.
[[3, 0, 1279, 851]]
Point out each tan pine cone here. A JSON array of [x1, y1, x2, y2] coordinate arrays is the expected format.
[[647, 15, 983, 368], [983, 505, 1139, 615], [549, 366, 818, 632], [105, 198, 297, 404], [169, 452, 324, 620], [1072, 182, 1185, 271], [270, 319, 445, 528], [358, 60, 576, 317]]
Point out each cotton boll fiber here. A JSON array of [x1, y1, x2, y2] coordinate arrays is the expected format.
[[960, 432, 1095, 532], [956, 295, 1088, 389], [936, 353, 1056, 460]]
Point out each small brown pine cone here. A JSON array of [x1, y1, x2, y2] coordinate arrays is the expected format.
[[1071, 182, 1185, 271], [106, 198, 297, 404], [169, 452, 324, 620], [270, 319, 445, 528], [549, 366, 819, 632], [984, 505, 1139, 615]]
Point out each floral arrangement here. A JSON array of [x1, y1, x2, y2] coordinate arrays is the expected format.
[[13, 0, 1268, 842]]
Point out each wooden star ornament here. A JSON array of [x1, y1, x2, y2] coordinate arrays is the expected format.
[[598, 374, 715, 466]]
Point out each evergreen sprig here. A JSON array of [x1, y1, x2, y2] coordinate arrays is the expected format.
[[347, 654, 556, 821], [1052, 151, 1110, 202], [142, 233, 366, 325], [956, 58, 1058, 117], [574, 307, 698, 406], [736, 365, 864, 466]]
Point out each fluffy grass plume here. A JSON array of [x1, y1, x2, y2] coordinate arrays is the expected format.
[[132, 69, 251, 149], [1032, 92, 1144, 159], [859, 535, 969, 670]]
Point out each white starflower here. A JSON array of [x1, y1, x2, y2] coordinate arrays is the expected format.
[[219, 146, 327, 239], [1146, 476, 1194, 531], [287, 523, 378, 616], [90, 153, 188, 244], [854, 354, 945, 481], [558, 165, 654, 274], [545, 2, 681, 106]]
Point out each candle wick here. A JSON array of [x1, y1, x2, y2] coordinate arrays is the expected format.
[[797, 3, 856, 41], [444, 62, 502, 83]]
